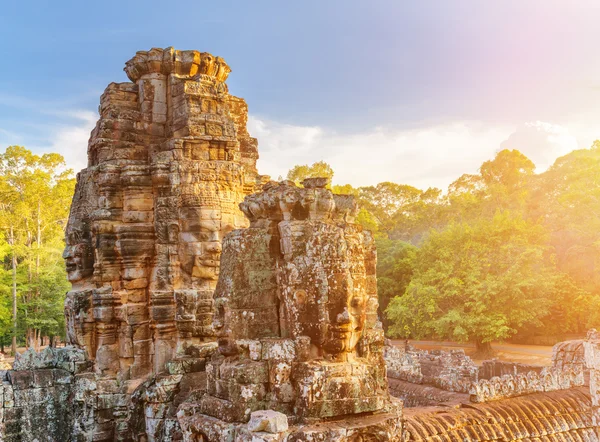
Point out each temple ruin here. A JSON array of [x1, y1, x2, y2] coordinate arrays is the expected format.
[[177, 179, 402, 440], [63, 47, 263, 382], [0, 47, 599, 441]]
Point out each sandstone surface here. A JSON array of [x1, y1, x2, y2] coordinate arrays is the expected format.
[[63, 47, 264, 382]]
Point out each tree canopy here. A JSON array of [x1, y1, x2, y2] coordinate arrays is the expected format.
[[288, 143, 600, 349], [0, 146, 75, 351], [286, 161, 334, 186], [386, 212, 556, 354]]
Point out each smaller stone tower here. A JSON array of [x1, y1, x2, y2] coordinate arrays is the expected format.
[[178, 179, 402, 441]]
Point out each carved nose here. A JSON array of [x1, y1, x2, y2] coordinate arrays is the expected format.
[[336, 308, 351, 325]]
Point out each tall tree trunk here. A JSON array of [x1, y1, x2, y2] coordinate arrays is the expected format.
[[10, 225, 17, 356], [35, 201, 41, 352], [26, 227, 33, 350], [475, 340, 494, 357], [36, 200, 41, 274]]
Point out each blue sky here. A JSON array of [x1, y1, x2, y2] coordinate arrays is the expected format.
[[2, 0, 600, 189]]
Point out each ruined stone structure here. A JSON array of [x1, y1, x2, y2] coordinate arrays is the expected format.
[[478, 359, 544, 378], [61, 47, 263, 440], [404, 389, 595, 441], [177, 179, 403, 440], [384, 337, 600, 440], [384, 342, 478, 393], [2, 47, 600, 441], [468, 367, 584, 403], [63, 47, 262, 382], [0, 347, 90, 441]]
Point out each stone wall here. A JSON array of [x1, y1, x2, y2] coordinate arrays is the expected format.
[[384, 343, 478, 393], [0, 347, 90, 442], [478, 360, 544, 379], [468, 367, 584, 403]]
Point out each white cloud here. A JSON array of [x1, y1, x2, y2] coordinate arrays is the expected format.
[[0, 92, 97, 174], [252, 116, 600, 190], [251, 116, 511, 190], [46, 111, 96, 173], [500, 121, 578, 172]]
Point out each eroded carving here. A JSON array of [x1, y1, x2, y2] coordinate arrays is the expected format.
[[63, 47, 262, 381], [178, 180, 402, 441]]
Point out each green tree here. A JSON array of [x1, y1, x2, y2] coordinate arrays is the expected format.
[[446, 149, 536, 222], [0, 146, 75, 351], [286, 161, 334, 186], [358, 183, 422, 232], [375, 238, 416, 331], [386, 211, 560, 355], [0, 237, 13, 351], [527, 142, 600, 296], [388, 187, 446, 243]]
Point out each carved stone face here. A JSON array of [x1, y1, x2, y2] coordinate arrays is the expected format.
[[178, 207, 224, 285], [321, 277, 367, 356], [64, 290, 94, 354], [282, 223, 368, 359], [63, 242, 94, 283]]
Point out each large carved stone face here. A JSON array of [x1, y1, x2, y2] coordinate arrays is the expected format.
[[283, 223, 368, 359], [321, 276, 367, 356], [63, 231, 94, 283], [321, 229, 367, 358], [178, 206, 233, 286]]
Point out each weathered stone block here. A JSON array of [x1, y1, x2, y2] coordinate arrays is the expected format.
[[32, 369, 55, 388], [8, 371, 33, 390], [261, 339, 296, 362], [248, 410, 289, 433]]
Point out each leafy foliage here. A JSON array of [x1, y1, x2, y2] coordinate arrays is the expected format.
[[287, 161, 334, 186], [386, 212, 557, 347], [288, 143, 600, 346], [0, 146, 75, 349], [375, 237, 416, 331]]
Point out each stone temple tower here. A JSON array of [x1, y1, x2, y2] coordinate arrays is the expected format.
[[63, 48, 264, 382]]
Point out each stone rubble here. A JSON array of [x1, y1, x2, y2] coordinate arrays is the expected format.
[[384, 341, 478, 393], [247, 410, 289, 434]]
